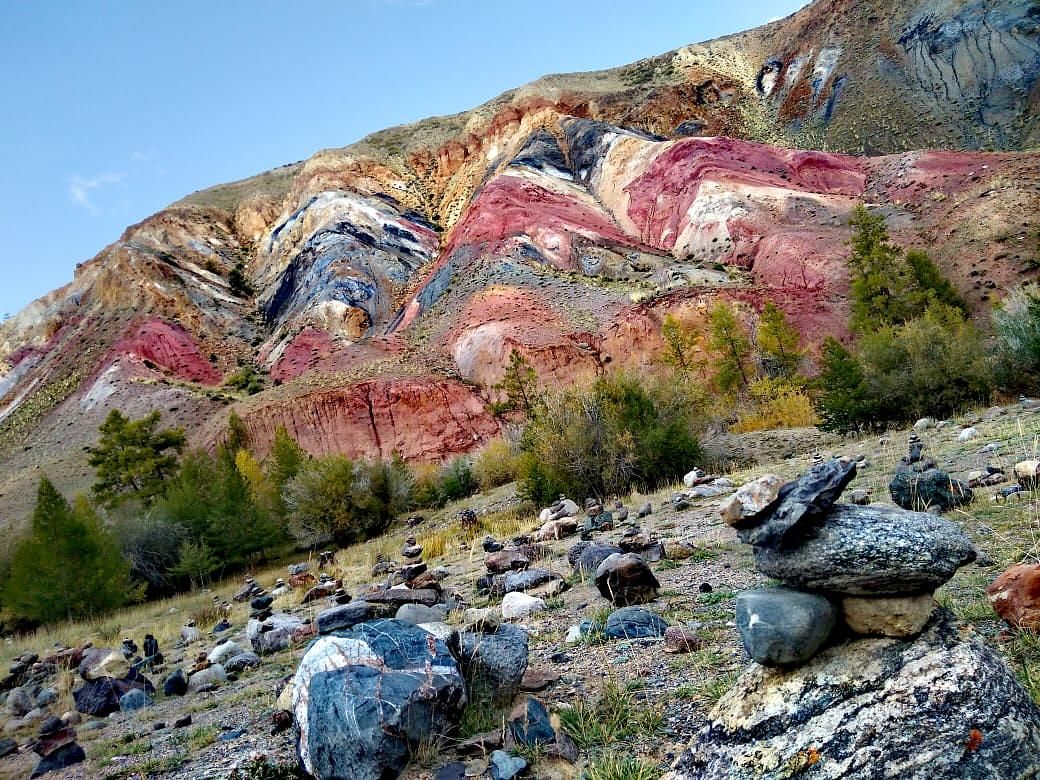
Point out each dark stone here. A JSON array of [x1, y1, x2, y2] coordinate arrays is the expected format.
[[669, 611, 1040, 780], [753, 504, 977, 596], [604, 607, 668, 640], [735, 588, 837, 667], [454, 624, 529, 707], [435, 762, 468, 780], [173, 715, 192, 728], [572, 543, 623, 576], [482, 536, 504, 553], [594, 553, 660, 606], [317, 602, 376, 635], [219, 728, 245, 742], [162, 669, 188, 697], [504, 569, 555, 594], [223, 652, 261, 673], [118, 688, 153, 712], [30, 742, 85, 778], [0, 737, 16, 758], [399, 562, 428, 581], [485, 550, 530, 574], [889, 465, 973, 513], [364, 588, 439, 607], [250, 594, 274, 611], [736, 458, 857, 549], [508, 698, 556, 747], [73, 669, 154, 716], [293, 619, 467, 780]]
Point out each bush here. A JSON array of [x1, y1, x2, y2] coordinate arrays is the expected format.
[[993, 283, 1040, 391], [225, 366, 264, 395], [111, 509, 187, 597], [410, 456, 479, 508], [472, 438, 521, 491], [732, 378, 818, 432], [519, 372, 701, 503], [283, 455, 411, 547], [816, 305, 992, 433]]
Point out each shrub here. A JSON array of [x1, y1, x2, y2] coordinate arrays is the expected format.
[[111, 509, 187, 597], [519, 372, 701, 503], [473, 438, 520, 490], [410, 456, 479, 508], [993, 283, 1040, 391], [816, 305, 992, 433], [225, 366, 264, 395], [283, 455, 411, 547], [732, 378, 818, 432]]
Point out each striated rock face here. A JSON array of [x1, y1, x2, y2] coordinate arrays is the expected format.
[[3, 0, 1040, 524], [666, 611, 1040, 780]]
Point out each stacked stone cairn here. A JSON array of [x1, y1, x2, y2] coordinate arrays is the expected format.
[[666, 457, 1040, 778], [888, 432, 973, 512], [722, 457, 976, 665]]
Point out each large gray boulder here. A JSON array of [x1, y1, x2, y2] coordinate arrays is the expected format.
[[292, 619, 466, 780], [889, 462, 973, 513], [753, 504, 976, 596], [453, 624, 529, 706], [248, 613, 308, 654], [665, 611, 1040, 780], [571, 543, 623, 576]]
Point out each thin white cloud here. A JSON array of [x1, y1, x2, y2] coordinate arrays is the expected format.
[[131, 150, 159, 162], [68, 172, 125, 215]]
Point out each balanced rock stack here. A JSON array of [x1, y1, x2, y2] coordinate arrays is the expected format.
[[667, 458, 1040, 779], [724, 458, 975, 662], [888, 432, 972, 512]]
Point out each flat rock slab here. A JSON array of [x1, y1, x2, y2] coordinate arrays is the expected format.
[[665, 611, 1040, 780], [753, 504, 976, 596]]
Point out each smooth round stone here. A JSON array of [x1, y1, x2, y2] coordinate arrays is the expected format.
[[842, 594, 936, 638], [603, 607, 667, 640], [735, 588, 836, 667]]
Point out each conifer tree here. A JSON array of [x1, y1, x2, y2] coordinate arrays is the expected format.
[[815, 337, 875, 434], [4, 478, 136, 623], [847, 205, 914, 333], [492, 349, 539, 416], [87, 410, 185, 508], [661, 314, 702, 380]]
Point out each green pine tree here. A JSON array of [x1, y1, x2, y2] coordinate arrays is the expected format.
[[492, 349, 539, 416], [905, 249, 967, 314], [267, 425, 307, 519], [847, 205, 914, 333], [814, 337, 876, 434], [660, 314, 703, 381], [4, 478, 137, 624], [87, 410, 185, 508]]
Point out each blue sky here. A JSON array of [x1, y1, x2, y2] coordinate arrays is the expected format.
[[0, 0, 806, 317]]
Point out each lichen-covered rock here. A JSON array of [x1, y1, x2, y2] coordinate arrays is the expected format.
[[754, 504, 976, 596], [665, 612, 1040, 780], [719, 474, 784, 526], [292, 619, 466, 780]]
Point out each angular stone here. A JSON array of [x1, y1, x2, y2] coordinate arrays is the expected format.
[[395, 603, 448, 625], [455, 624, 529, 707], [485, 550, 530, 574], [292, 619, 466, 780], [604, 607, 667, 640], [72, 670, 154, 717], [118, 689, 153, 712], [364, 588, 440, 607], [30, 742, 85, 778], [247, 613, 309, 654], [501, 592, 546, 620], [507, 698, 555, 747], [735, 588, 836, 667], [490, 749, 527, 780], [207, 640, 243, 665], [665, 612, 1040, 780], [316, 601, 375, 635], [988, 563, 1040, 629], [594, 553, 659, 606], [503, 569, 556, 594], [719, 474, 784, 526], [889, 465, 973, 513], [187, 664, 226, 692], [736, 458, 857, 548], [78, 649, 129, 681], [664, 626, 702, 654], [842, 593, 935, 638], [572, 543, 623, 576], [162, 669, 188, 697], [753, 504, 976, 596]]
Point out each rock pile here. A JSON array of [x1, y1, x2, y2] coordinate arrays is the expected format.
[[727, 457, 975, 664], [889, 432, 973, 512], [665, 457, 1040, 779]]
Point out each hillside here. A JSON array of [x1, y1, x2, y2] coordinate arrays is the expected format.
[[2, 0, 1040, 525]]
